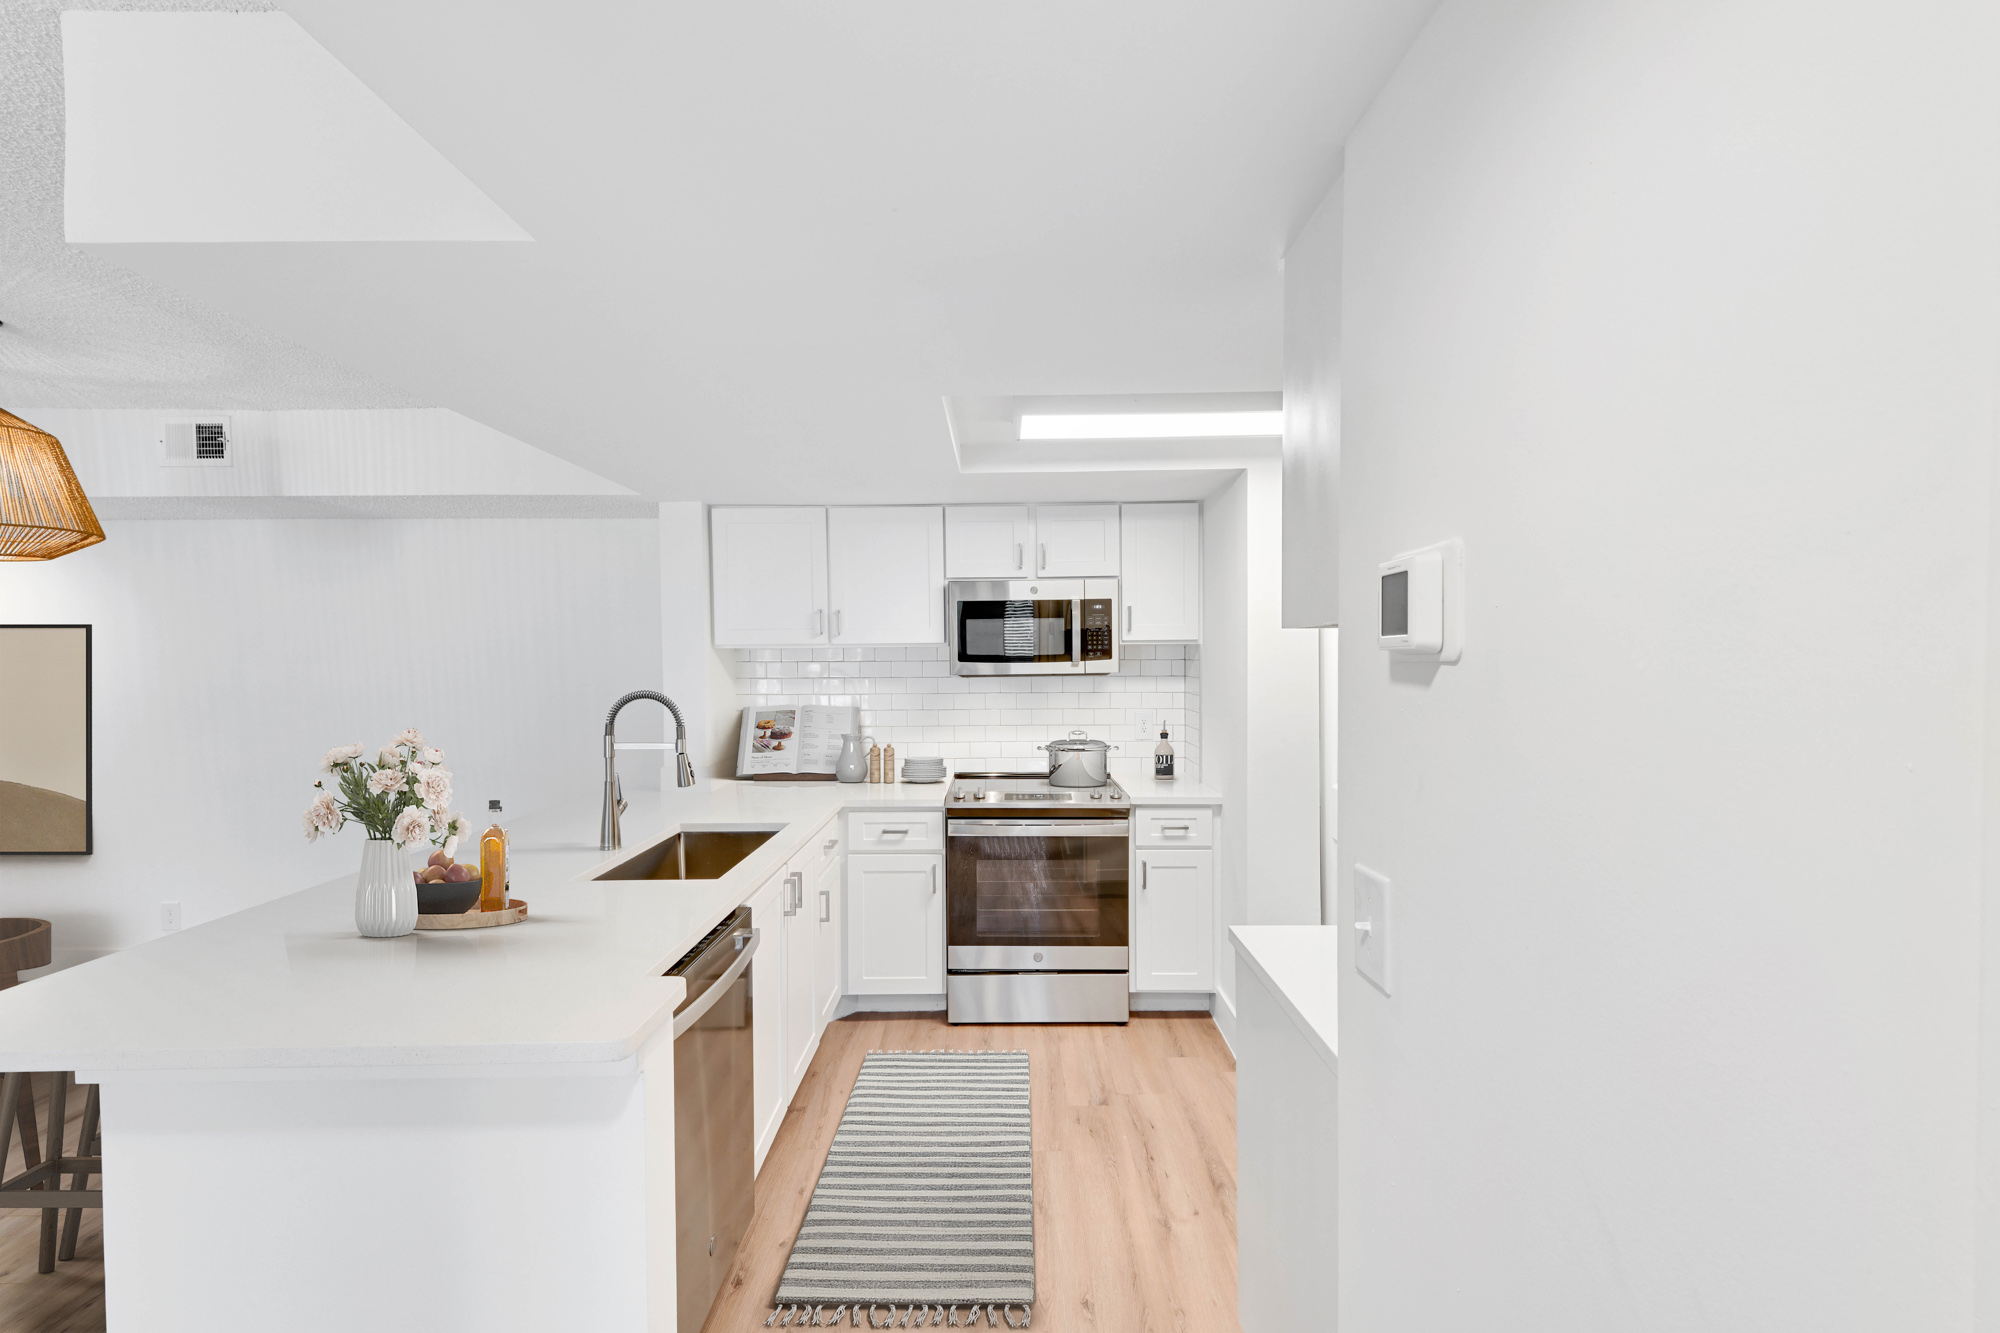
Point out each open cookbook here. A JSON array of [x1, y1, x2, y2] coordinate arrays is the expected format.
[[734, 704, 862, 778]]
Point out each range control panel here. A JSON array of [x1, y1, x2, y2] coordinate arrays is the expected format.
[[1080, 599, 1115, 661]]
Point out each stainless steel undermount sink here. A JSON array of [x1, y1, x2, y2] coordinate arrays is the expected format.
[[593, 828, 779, 881]]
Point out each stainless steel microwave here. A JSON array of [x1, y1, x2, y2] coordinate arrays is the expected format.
[[947, 579, 1120, 676]]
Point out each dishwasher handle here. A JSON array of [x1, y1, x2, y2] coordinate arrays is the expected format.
[[672, 928, 759, 1039]]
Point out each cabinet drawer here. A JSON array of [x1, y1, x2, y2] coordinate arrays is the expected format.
[[846, 810, 946, 853], [1133, 807, 1214, 848]]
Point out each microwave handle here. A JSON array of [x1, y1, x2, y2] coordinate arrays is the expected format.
[[1073, 599, 1083, 667]]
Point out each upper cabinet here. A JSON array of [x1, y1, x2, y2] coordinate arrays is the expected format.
[[827, 507, 945, 645], [711, 506, 944, 647], [1033, 504, 1120, 577], [711, 507, 829, 646], [943, 506, 1032, 580], [1121, 502, 1201, 642]]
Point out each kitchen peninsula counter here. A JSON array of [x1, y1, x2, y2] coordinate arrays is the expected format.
[[0, 779, 945, 1333]]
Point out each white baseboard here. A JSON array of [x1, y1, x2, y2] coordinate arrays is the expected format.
[[1131, 992, 1213, 1012], [834, 994, 947, 1018], [1210, 987, 1239, 1058]]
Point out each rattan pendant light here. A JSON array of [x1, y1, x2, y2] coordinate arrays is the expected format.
[[0, 408, 105, 560]]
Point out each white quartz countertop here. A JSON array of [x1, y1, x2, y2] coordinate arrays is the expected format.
[[1230, 925, 1338, 1069], [0, 780, 946, 1074]]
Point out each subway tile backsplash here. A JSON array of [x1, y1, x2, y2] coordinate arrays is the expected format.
[[725, 643, 1200, 777]]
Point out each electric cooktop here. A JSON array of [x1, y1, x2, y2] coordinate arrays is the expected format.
[[945, 773, 1131, 815]]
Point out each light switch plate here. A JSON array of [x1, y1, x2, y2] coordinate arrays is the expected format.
[[1354, 865, 1392, 996], [161, 901, 183, 933]]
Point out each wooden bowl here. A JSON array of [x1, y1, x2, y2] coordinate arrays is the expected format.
[[0, 919, 52, 990]]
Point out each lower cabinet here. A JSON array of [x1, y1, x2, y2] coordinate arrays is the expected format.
[[780, 843, 820, 1093], [748, 871, 788, 1172], [813, 829, 845, 1027], [846, 852, 946, 994], [1132, 848, 1216, 992]]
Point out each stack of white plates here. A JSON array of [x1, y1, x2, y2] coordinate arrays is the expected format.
[[900, 757, 947, 784]]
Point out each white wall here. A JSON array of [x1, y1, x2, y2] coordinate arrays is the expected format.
[[0, 516, 663, 965], [1202, 459, 1323, 1035], [1336, 3, 1999, 1329], [1282, 176, 1342, 629], [29, 406, 633, 499]]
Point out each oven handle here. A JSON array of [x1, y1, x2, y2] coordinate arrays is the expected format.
[[948, 820, 1130, 837]]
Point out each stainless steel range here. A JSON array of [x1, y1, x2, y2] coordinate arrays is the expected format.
[[945, 773, 1131, 1024]]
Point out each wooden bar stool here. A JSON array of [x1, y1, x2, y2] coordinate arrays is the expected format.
[[0, 920, 102, 1273]]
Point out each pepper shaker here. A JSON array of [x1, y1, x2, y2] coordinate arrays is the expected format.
[[867, 740, 882, 783]]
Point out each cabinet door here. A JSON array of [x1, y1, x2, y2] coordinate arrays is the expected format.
[[846, 853, 945, 994], [781, 850, 820, 1095], [747, 873, 788, 1172], [1034, 504, 1121, 576], [1133, 849, 1215, 992], [1121, 502, 1202, 642], [944, 506, 1033, 579], [711, 507, 829, 646], [828, 507, 946, 645], [813, 834, 844, 1028]]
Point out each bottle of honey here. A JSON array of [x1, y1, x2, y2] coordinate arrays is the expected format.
[[478, 805, 508, 913]]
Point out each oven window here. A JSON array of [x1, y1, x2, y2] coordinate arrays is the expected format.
[[957, 599, 1072, 663], [947, 831, 1128, 949]]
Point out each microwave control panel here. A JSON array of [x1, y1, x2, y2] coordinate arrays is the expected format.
[[1080, 599, 1115, 661]]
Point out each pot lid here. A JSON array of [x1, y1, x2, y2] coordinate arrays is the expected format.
[[1045, 729, 1110, 753]]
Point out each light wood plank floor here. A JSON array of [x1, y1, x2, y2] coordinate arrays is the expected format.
[[0, 1014, 1240, 1333], [704, 1012, 1241, 1332], [0, 1075, 104, 1333]]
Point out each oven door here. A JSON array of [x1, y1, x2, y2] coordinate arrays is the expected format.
[[946, 818, 1129, 971]]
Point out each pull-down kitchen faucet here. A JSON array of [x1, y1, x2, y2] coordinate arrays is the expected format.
[[602, 690, 696, 851]]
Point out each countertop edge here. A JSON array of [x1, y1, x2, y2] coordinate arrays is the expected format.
[[1229, 925, 1338, 1070]]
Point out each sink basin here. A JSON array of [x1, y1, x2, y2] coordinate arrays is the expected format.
[[594, 828, 779, 881]]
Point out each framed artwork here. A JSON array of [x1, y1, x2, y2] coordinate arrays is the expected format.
[[0, 625, 92, 855]]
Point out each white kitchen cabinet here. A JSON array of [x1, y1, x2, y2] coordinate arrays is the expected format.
[[944, 505, 1033, 579], [1133, 848, 1215, 992], [779, 842, 821, 1094], [846, 852, 946, 994], [748, 871, 788, 1172], [1034, 504, 1120, 577], [1121, 502, 1202, 642], [812, 828, 845, 1029], [828, 506, 946, 645], [711, 507, 829, 646]]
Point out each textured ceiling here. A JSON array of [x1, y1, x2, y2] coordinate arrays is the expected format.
[[0, 0, 422, 410]]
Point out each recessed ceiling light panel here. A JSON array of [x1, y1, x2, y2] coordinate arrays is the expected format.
[[1017, 410, 1284, 441]]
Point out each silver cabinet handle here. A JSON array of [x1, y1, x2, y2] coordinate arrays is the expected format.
[[834, 609, 843, 637], [1142, 861, 1148, 890], [1126, 604, 1133, 634], [814, 609, 824, 637], [931, 863, 938, 895], [823, 838, 839, 851], [1015, 542, 1024, 571], [1040, 542, 1048, 572], [819, 889, 830, 923], [879, 827, 911, 838], [1160, 824, 1192, 832]]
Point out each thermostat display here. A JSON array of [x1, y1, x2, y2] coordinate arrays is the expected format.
[[1377, 538, 1462, 662]]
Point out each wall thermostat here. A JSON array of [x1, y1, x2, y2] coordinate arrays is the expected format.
[[1378, 538, 1463, 663]]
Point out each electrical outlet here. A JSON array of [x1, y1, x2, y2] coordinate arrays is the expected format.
[[161, 901, 183, 933]]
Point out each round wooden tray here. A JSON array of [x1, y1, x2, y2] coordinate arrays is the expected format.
[[415, 899, 528, 931]]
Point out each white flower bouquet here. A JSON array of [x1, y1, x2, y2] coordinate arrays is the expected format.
[[303, 729, 467, 852]]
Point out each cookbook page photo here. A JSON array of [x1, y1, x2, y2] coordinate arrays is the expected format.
[[735, 705, 857, 777]]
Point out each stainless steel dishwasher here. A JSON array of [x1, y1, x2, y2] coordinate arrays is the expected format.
[[667, 906, 758, 1333]]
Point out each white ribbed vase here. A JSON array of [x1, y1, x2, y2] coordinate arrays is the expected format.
[[354, 838, 417, 938]]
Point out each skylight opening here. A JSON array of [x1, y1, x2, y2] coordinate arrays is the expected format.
[[1016, 410, 1284, 441]]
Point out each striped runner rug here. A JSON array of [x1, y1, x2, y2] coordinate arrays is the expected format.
[[765, 1050, 1034, 1329]]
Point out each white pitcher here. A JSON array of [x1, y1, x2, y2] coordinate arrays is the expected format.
[[835, 734, 873, 783]]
